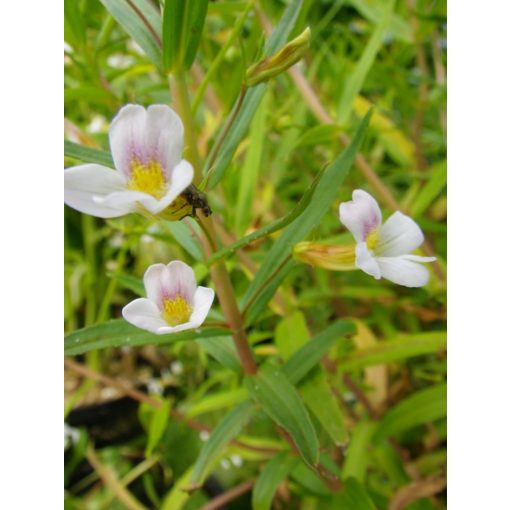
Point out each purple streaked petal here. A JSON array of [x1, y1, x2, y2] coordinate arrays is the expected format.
[[339, 189, 382, 243]]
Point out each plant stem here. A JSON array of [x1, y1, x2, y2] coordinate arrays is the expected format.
[[170, 71, 258, 375], [170, 72, 202, 185]]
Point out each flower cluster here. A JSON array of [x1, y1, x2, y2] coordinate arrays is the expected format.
[[65, 104, 437, 336]]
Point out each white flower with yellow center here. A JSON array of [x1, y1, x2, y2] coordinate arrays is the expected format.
[[64, 104, 193, 218], [339, 189, 436, 287], [122, 261, 215, 334]]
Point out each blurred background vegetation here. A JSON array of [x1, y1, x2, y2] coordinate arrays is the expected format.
[[64, 0, 446, 508]]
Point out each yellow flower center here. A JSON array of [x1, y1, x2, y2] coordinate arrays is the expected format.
[[128, 160, 167, 199], [162, 295, 192, 326], [366, 228, 380, 251]]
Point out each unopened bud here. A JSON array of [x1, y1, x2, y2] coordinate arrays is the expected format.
[[246, 27, 311, 87], [293, 241, 357, 271]]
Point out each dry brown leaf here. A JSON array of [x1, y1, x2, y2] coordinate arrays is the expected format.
[[389, 475, 446, 510]]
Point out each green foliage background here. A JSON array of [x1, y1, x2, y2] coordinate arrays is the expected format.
[[64, 0, 446, 508]]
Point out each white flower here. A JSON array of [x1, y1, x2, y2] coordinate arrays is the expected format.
[[122, 261, 214, 334], [339, 189, 436, 287], [64, 104, 193, 218]]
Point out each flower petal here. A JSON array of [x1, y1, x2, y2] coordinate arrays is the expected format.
[[378, 211, 425, 256], [339, 189, 382, 242], [154, 321, 200, 335], [153, 159, 194, 212], [164, 260, 197, 302], [188, 286, 215, 328], [122, 298, 167, 333], [376, 255, 432, 287], [64, 164, 129, 218], [99, 160, 193, 215], [143, 263, 169, 305], [355, 242, 382, 279], [109, 104, 147, 178], [145, 105, 184, 178]]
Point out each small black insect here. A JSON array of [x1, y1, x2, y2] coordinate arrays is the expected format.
[[182, 184, 212, 217]]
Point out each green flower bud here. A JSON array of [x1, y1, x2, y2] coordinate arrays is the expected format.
[[246, 27, 311, 87]]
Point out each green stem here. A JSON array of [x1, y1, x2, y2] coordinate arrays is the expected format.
[[170, 71, 258, 375], [170, 72, 202, 184]]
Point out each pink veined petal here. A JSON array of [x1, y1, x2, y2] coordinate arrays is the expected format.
[[109, 104, 147, 178], [188, 287, 215, 328], [64, 164, 130, 218], [378, 211, 425, 256], [355, 242, 382, 279], [376, 255, 432, 287], [145, 105, 184, 179], [164, 261, 197, 303], [143, 264, 169, 305], [122, 298, 168, 333], [339, 189, 382, 243]]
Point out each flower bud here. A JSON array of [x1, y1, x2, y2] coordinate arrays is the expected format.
[[246, 27, 311, 87], [293, 241, 357, 271]]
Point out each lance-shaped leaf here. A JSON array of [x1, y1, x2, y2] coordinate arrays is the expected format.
[[374, 383, 447, 441], [189, 401, 254, 487], [64, 319, 225, 355], [252, 452, 299, 510], [244, 365, 319, 468], [100, 0, 162, 67]]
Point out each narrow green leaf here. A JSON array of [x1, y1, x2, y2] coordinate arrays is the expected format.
[[190, 401, 254, 486], [162, 0, 186, 71], [204, 0, 303, 188], [64, 141, 114, 168], [196, 336, 242, 372], [283, 320, 356, 384], [411, 160, 447, 217], [338, 0, 395, 124], [109, 272, 144, 296], [64, 0, 86, 47], [100, 0, 162, 67], [277, 315, 352, 446], [146, 399, 171, 457], [252, 452, 299, 510], [235, 93, 269, 235], [332, 477, 377, 510], [244, 259, 296, 325], [245, 365, 319, 468], [64, 319, 226, 355], [183, 0, 209, 69], [207, 163, 327, 266], [184, 388, 248, 419], [338, 332, 447, 371], [163, 220, 204, 261], [243, 111, 371, 311], [342, 421, 377, 481], [346, 0, 412, 42], [374, 383, 447, 441]]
